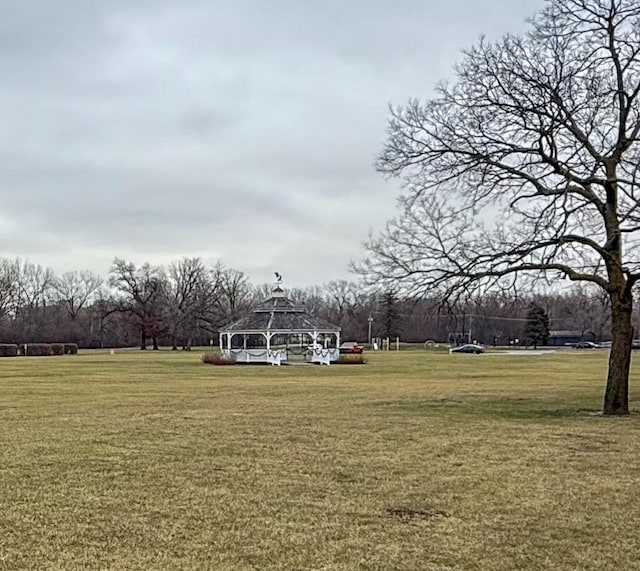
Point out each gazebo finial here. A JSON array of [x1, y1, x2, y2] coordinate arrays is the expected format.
[[274, 272, 283, 286]]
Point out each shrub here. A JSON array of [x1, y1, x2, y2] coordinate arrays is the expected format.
[[50, 343, 65, 355], [25, 343, 52, 357], [64, 343, 78, 355], [0, 344, 18, 357], [202, 352, 236, 365], [337, 354, 367, 365]]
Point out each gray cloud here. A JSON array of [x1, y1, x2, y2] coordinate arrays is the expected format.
[[0, 0, 543, 287]]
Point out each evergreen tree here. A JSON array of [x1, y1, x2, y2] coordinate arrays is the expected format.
[[524, 304, 550, 349], [379, 290, 401, 340]]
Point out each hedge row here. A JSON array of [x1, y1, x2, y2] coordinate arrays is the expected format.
[[0, 344, 18, 357], [337, 353, 367, 365], [0, 343, 79, 357], [202, 352, 236, 365], [23, 343, 52, 356]]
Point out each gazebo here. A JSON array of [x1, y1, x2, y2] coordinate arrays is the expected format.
[[219, 285, 341, 364]]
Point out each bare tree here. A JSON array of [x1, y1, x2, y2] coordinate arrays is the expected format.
[[13, 259, 54, 308], [253, 282, 275, 302], [358, 0, 640, 414], [51, 271, 103, 321], [215, 264, 252, 323], [12, 259, 55, 341], [325, 280, 357, 324], [289, 285, 327, 316], [0, 259, 17, 322], [555, 284, 612, 340], [109, 259, 168, 350], [167, 258, 222, 350]]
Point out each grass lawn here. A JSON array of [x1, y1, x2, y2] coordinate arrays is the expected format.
[[1, 349, 639, 570]]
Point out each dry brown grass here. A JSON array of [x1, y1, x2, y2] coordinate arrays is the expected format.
[[0, 349, 639, 570]]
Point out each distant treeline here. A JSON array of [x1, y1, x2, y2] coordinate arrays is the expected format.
[[0, 257, 615, 349]]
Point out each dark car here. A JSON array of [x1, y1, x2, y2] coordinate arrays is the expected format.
[[450, 344, 485, 354], [339, 341, 364, 354]]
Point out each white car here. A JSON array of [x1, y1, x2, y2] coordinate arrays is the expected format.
[[450, 344, 485, 354]]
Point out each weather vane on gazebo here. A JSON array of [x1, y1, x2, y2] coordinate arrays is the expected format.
[[274, 272, 283, 286]]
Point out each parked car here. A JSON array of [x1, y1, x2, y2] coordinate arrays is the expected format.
[[339, 341, 363, 354], [573, 341, 599, 349], [450, 344, 485, 354]]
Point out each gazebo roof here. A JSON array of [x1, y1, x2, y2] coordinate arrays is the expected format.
[[221, 287, 340, 334]]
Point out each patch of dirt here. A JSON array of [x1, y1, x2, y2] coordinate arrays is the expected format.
[[549, 431, 619, 453], [386, 506, 448, 522]]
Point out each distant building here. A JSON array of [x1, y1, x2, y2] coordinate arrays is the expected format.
[[548, 330, 596, 346]]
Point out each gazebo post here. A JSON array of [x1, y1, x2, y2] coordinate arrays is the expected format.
[[218, 333, 223, 351]]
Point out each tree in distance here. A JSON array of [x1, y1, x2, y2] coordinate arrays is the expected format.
[[358, 0, 640, 414], [524, 304, 550, 350]]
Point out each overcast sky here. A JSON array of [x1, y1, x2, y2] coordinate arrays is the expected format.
[[0, 0, 544, 287]]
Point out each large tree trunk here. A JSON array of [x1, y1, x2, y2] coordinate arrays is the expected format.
[[603, 293, 633, 415]]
